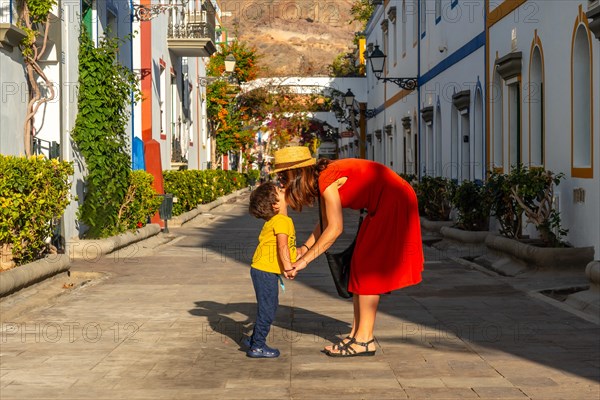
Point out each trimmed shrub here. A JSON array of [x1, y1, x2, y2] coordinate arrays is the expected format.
[[452, 180, 492, 231], [416, 176, 456, 221], [163, 170, 248, 216], [0, 155, 73, 267], [117, 170, 162, 231]]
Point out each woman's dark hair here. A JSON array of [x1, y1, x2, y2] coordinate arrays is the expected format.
[[278, 158, 331, 211], [249, 182, 279, 220]]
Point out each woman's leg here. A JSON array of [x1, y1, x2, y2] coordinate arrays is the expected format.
[[328, 294, 379, 355], [324, 295, 359, 352], [353, 294, 379, 342]]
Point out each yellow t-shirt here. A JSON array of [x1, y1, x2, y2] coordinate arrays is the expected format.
[[252, 214, 297, 274]]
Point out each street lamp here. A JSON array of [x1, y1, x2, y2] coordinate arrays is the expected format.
[[366, 45, 418, 90], [224, 53, 236, 73], [343, 88, 355, 107]]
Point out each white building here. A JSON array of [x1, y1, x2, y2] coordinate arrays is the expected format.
[[364, 0, 599, 255], [131, 0, 217, 171], [487, 0, 599, 254], [1, 0, 217, 241]]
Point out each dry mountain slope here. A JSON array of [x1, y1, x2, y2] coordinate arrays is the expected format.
[[220, 0, 363, 77]]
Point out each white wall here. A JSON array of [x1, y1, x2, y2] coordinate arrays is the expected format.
[[0, 47, 27, 155], [489, 1, 599, 254]]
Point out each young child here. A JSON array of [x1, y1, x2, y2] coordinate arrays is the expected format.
[[246, 182, 296, 358]]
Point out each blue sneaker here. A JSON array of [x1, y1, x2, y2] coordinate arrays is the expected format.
[[246, 345, 280, 358]]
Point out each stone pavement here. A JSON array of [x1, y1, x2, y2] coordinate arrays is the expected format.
[[0, 193, 599, 400]]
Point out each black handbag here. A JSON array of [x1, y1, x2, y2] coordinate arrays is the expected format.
[[318, 195, 364, 299]]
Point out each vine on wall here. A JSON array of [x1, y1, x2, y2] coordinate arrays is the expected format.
[[71, 27, 140, 238]]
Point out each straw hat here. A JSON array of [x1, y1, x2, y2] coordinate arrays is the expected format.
[[272, 146, 316, 173]]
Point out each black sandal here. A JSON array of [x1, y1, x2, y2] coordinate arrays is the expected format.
[[326, 338, 376, 357], [322, 336, 354, 354]]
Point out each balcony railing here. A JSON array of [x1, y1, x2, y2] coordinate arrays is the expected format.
[[167, 0, 216, 57]]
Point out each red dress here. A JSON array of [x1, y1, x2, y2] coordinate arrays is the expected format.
[[318, 159, 424, 295]]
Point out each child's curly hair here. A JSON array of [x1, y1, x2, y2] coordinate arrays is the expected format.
[[249, 182, 279, 220]]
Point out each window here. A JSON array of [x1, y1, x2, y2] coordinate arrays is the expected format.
[[382, 20, 389, 74], [106, 8, 117, 39], [402, 0, 407, 56], [159, 65, 167, 139], [435, 106, 442, 176], [435, 0, 442, 24], [412, 0, 418, 45], [461, 112, 471, 181], [426, 121, 433, 175], [392, 14, 398, 65], [492, 70, 504, 170], [508, 83, 521, 169], [529, 46, 544, 167], [473, 88, 484, 181], [571, 24, 593, 177], [420, 0, 426, 39], [451, 106, 459, 180]]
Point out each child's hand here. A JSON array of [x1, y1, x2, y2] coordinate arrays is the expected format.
[[288, 258, 308, 279], [283, 268, 295, 279]]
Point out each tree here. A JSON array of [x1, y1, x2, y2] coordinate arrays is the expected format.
[[17, 0, 58, 156], [350, 0, 375, 27], [206, 41, 260, 168], [328, 52, 364, 77]]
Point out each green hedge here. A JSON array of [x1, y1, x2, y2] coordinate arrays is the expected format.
[[0, 155, 73, 266], [163, 170, 248, 216], [117, 170, 163, 232]]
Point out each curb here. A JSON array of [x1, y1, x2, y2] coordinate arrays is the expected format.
[[0, 254, 70, 297], [67, 223, 162, 260], [169, 187, 250, 227]]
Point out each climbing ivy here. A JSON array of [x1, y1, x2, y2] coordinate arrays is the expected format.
[[71, 27, 140, 238]]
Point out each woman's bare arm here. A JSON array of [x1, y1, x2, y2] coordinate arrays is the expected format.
[[297, 222, 321, 257], [290, 184, 343, 275]]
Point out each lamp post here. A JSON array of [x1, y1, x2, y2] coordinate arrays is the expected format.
[[366, 45, 418, 90], [342, 89, 367, 159]]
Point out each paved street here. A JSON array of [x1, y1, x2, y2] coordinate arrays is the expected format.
[[1, 193, 599, 400]]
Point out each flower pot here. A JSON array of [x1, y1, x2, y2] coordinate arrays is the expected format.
[[419, 217, 454, 234], [432, 227, 489, 258], [484, 234, 595, 271]]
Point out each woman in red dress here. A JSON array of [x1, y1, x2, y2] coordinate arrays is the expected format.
[[273, 146, 424, 357]]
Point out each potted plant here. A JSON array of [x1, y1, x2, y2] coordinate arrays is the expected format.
[[482, 166, 594, 273], [452, 180, 492, 231], [414, 176, 456, 235]]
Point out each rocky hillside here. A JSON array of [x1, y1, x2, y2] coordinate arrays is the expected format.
[[219, 0, 363, 77]]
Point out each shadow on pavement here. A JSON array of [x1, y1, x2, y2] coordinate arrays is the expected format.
[[188, 300, 351, 350], [175, 197, 600, 383]]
